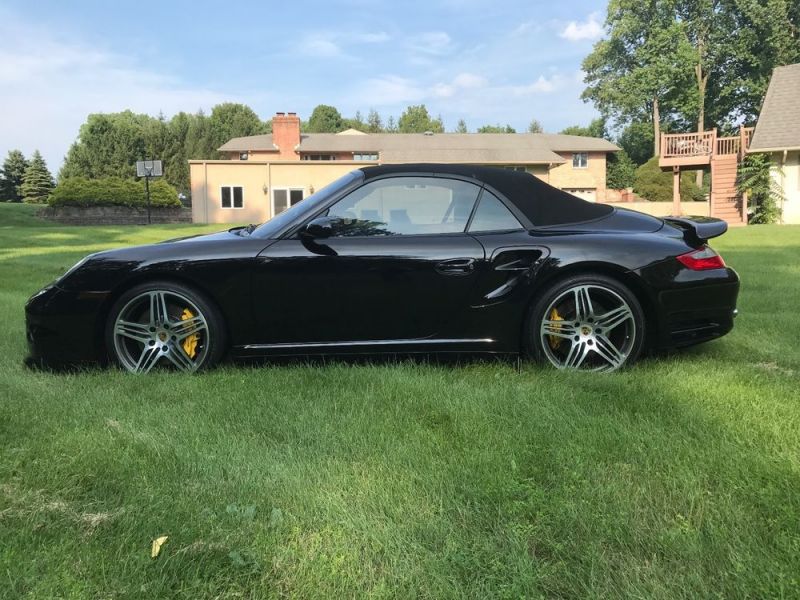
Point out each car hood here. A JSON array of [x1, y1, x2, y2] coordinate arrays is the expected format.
[[160, 229, 245, 244]]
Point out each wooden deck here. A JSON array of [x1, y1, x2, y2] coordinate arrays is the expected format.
[[658, 127, 753, 225]]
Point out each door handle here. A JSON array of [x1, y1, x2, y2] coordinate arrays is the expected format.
[[436, 258, 476, 275]]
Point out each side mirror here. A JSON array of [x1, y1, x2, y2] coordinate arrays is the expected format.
[[302, 216, 338, 239]]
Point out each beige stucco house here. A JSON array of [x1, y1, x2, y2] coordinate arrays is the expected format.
[[190, 112, 619, 224], [748, 63, 800, 224]]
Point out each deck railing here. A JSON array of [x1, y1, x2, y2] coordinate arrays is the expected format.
[[661, 130, 716, 159], [662, 126, 755, 160], [716, 136, 740, 156]]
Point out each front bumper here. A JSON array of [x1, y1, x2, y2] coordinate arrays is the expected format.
[[25, 285, 110, 367]]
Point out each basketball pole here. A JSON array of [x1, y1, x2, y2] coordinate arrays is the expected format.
[[145, 172, 152, 225]]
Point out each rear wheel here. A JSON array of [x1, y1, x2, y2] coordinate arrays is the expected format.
[[526, 274, 645, 372], [105, 281, 226, 373]]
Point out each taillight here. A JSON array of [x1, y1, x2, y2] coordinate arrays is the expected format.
[[676, 245, 726, 270]]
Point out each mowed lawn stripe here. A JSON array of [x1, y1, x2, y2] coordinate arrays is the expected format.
[[1, 203, 799, 598]]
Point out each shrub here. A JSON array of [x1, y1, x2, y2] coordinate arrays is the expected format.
[[738, 153, 783, 224], [633, 157, 706, 202], [606, 149, 637, 189], [48, 177, 181, 208]]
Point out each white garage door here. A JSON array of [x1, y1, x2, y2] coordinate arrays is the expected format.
[[564, 188, 597, 202]]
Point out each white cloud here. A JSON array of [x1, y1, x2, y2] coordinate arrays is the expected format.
[[354, 75, 428, 106], [301, 35, 344, 57], [0, 14, 231, 170], [408, 31, 453, 55], [512, 74, 562, 95], [560, 12, 603, 42], [432, 72, 487, 98], [356, 32, 391, 43]]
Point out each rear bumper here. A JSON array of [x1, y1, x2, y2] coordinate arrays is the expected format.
[[25, 285, 108, 367], [638, 264, 740, 349]]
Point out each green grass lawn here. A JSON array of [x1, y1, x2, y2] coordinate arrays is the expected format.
[[1, 203, 799, 599]]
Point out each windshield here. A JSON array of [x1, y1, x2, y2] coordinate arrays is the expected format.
[[252, 171, 363, 238]]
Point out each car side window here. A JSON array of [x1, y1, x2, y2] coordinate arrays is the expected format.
[[325, 177, 482, 236], [468, 191, 524, 232]]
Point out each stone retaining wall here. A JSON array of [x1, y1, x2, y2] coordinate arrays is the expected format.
[[39, 206, 192, 225]]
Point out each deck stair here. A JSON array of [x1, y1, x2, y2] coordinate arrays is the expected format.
[[659, 127, 752, 226]]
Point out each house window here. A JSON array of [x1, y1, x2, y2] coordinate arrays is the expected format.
[[273, 188, 304, 215], [572, 152, 588, 168], [220, 186, 244, 209], [353, 152, 378, 161], [239, 152, 249, 160], [301, 154, 336, 161]]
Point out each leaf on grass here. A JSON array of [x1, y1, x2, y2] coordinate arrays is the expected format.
[[269, 507, 283, 528], [151, 535, 168, 559]]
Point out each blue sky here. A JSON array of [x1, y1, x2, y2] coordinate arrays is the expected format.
[[0, 0, 608, 170]]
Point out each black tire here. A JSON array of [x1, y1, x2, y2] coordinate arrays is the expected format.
[[525, 273, 646, 371], [105, 280, 227, 373]]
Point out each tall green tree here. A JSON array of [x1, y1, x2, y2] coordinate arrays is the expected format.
[[206, 103, 266, 153], [560, 118, 608, 139], [0, 150, 28, 202], [582, 0, 695, 157], [397, 105, 444, 133], [60, 111, 149, 180], [477, 124, 516, 133], [617, 121, 654, 165], [454, 119, 468, 133], [20, 150, 54, 204], [307, 105, 344, 133], [385, 116, 398, 133], [527, 119, 544, 133], [366, 109, 383, 133]]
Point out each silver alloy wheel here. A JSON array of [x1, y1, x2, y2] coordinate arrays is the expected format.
[[539, 284, 636, 372], [112, 290, 209, 373]]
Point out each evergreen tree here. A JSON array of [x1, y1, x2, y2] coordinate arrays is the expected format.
[[398, 105, 444, 133], [20, 150, 54, 204], [385, 116, 397, 133], [454, 119, 468, 133], [366, 109, 383, 133], [477, 124, 516, 133], [527, 119, 543, 133], [0, 150, 28, 202], [307, 105, 344, 132]]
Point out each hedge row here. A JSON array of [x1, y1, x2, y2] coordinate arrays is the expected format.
[[48, 177, 181, 208]]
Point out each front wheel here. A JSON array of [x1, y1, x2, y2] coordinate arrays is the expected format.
[[526, 275, 645, 372], [105, 281, 226, 373]]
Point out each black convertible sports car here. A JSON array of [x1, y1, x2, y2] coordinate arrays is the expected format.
[[26, 164, 739, 373]]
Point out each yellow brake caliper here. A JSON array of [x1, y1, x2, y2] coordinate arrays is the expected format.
[[547, 307, 564, 350], [180, 308, 199, 359]]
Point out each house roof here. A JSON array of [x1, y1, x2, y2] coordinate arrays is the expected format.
[[218, 132, 619, 163], [749, 63, 800, 152]]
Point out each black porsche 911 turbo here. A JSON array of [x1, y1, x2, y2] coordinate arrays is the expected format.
[[26, 164, 739, 373]]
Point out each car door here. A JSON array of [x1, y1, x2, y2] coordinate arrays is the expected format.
[[250, 176, 486, 345]]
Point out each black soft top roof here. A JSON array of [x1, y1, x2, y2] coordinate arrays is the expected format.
[[360, 163, 613, 227]]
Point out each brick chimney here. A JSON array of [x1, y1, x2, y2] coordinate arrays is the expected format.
[[272, 112, 301, 159]]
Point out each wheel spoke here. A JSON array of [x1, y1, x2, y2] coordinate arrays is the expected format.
[[593, 334, 626, 369], [115, 319, 150, 343], [172, 316, 207, 340], [149, 291, 171, 326], [134, 346, 162, 373], [594, 305, 633, 331], [573, 286, 594, 320], [563, 340, 590, 369], [541, 320, 578, 339], [165, 343, 197, 372]]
